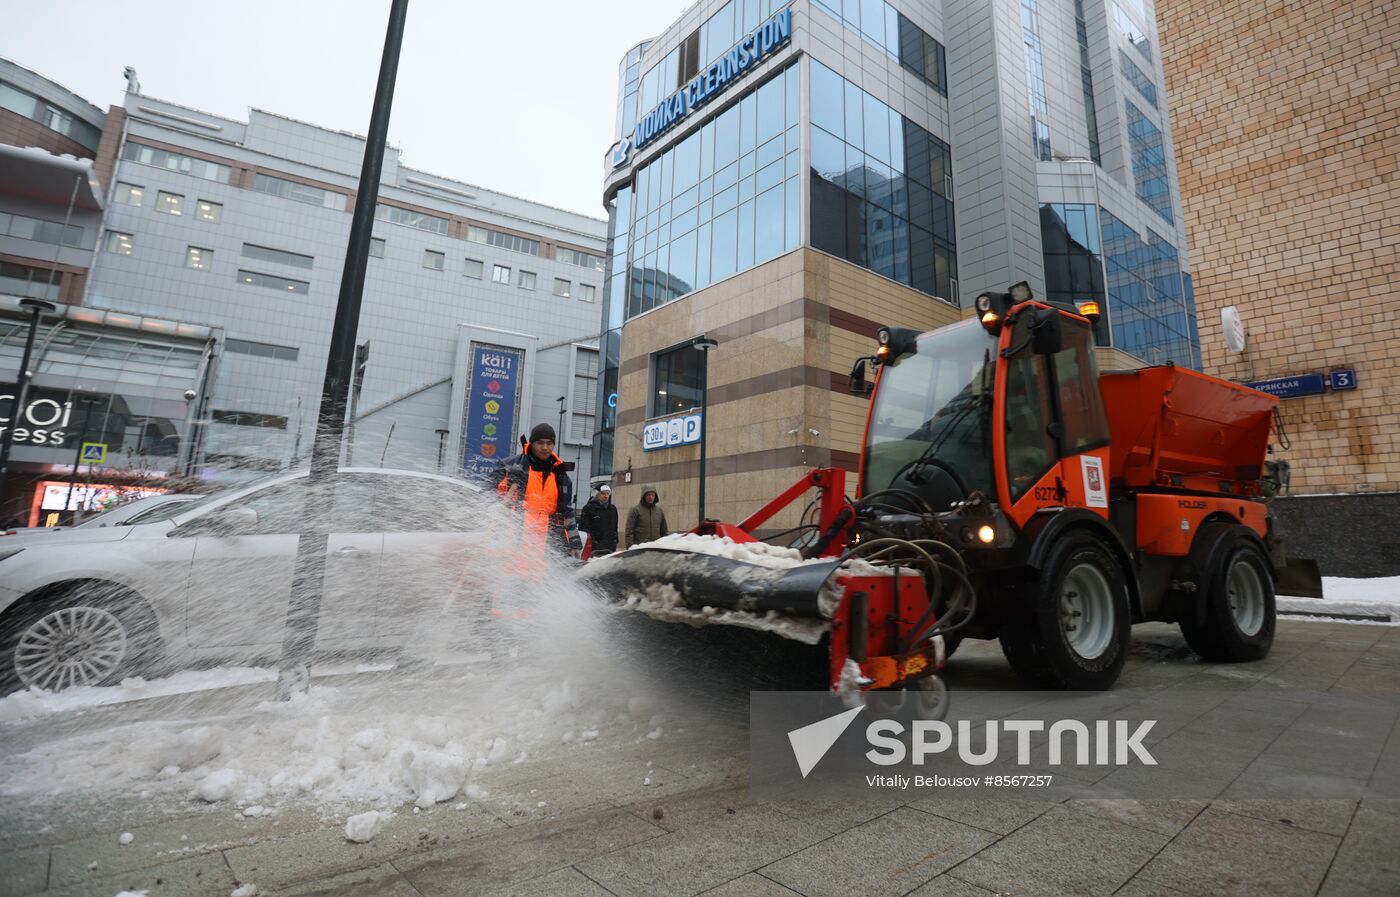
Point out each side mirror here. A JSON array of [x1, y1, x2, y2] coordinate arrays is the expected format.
[[1030, 307, 1063, 355], [848, 357, 873, 396]]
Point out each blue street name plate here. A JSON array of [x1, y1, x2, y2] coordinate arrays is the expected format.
[[1245, 373, 1326, 399]]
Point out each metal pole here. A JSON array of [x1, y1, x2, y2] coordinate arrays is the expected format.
[[42, 175, 82, 300], [697, 347, 708, 526], [277, 0, 410, 700], [557, 395, 566, 444], [0, 300, 56, 507], [63, 397, 99, 521], [435, 427, 449, 472]]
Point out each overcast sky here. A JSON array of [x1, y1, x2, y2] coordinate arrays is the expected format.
[[2, 0, 689, 220]]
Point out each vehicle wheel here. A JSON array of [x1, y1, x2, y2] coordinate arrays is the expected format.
[[0, 583, 161, 695], [1000, 533, 1130, 690], [1180, 535, 1275, 662], [865, 674, 949, 720]]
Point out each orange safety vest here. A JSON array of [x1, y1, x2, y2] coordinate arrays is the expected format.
[[498, 455, 569, 581]]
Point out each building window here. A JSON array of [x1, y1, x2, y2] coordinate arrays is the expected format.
[[242, 243, 314, 269], [492, 264, 511, 284], [238, 269, 309, 295], [1119, 49, 1158, 108], [376, 204, 449, 234], [0, 79, 101, 150], [253, 173, 348, 210], [0, 261, 61, 301], [1125, 102, 1172, 223], [0, 212, 82, 247], [114, 183, 144, 206], [196, 200, 222, 222], [578, 283, 596, 302], [650, 344, 704, 418], [1097, 206, 1198, 368], [467, 225, 539, 255], [809, 60, 958, 302], [156, 191, 184, 215], [105, 231, 134, 255], [555, 246, 606, 271], [211, 409, 289, 430], [1115, 4, 1152, 62], [518, 270, 537, 290], [122, 142, 231, 183], [185, 246, 213, 270], [571, 346, 599, 444], [1075, 0, 1102, 165], [370, 237, 386, 258], [225, 337, 299, 361], [422, 249, 445, 270], [553, 278, 571, 298], [463, 258, 483, 279], [1021, 0, 1053, 161], [811, 0, 947, 95], [622, 62, 802, 321]]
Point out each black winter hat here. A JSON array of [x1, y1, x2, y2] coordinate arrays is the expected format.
[[528, 422, 556, 444]]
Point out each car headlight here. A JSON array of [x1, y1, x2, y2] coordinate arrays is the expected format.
[[0, 547, 23, 564]]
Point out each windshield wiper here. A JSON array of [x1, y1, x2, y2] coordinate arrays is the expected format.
[[907, 348, 993, 482]]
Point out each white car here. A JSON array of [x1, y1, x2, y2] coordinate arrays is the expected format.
[[0, 468, 494, 694]]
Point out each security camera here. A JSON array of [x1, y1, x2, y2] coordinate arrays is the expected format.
[[183, 388, 198, 401]]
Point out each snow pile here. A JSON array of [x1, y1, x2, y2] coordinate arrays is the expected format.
[[231, 885, 257, 897], [345, 810, 386, 843], [0, 668, 275, 722], [615, 585, 828, 645], [638, 533, 829, 569], [1278, 575, 1400, 624]]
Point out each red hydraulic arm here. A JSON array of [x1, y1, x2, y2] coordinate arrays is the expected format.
[[693, 468, 852, 558]]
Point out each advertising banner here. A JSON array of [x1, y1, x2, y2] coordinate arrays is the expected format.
[[463, 343, 524, 479]]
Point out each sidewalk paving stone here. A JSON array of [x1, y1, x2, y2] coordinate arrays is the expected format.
[[905, 799, 1054, 836], [273, 862, 422, 897], [697, 872, 804, 896], [392, 806, 663, 896], [221, 803, 503, 892], [575, 803, 828, 897], [44, 852, 236, 897], [946, 804, 1169, 896], [0, 847, 48, 897], [905, 874, 1002, 896], [1062, 799, 1206, 837], [1315, 800, 1400, 897], [1135, 807, 1339, 897], [759, 806, 997, 897]]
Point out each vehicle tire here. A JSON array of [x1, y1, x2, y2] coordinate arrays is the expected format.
[[865, 674, 949, 720], [1180, 534, 1275, 662], [999, 533, 1131, 690], [0, 583, 161, 696]]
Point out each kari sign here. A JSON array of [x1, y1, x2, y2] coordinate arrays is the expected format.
[[643, 411, 703, 451], [463, 344, 524, 478]]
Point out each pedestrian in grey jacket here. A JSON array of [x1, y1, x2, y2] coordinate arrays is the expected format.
[[624, 484, 669, 548]]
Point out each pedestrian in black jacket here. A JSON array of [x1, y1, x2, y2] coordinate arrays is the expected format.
[[578, 484, 619, 555]]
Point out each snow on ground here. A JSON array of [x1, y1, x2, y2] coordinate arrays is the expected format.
[[1279, 575, 1400, 624], [0, 558, 673, 821]]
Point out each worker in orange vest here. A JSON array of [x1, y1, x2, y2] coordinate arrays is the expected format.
[[496, 423, 583, 571]]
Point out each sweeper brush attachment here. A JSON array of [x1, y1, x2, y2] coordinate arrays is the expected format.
[[576, 469, 963, 702]]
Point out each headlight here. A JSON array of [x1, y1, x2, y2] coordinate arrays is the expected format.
[[0, 547, 23, 564]]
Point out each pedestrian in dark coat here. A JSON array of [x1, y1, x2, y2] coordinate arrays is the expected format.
[[578, 484, 619, 555], [624, 484, 669, 548]]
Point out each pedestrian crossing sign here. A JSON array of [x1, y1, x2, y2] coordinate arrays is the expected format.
[[81, 442, 107, 464]]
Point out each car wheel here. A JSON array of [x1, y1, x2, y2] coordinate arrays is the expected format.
[[0, 583, 161, 695], [1000, 532, 1131, 690], [1180, 534, 1276, 662]]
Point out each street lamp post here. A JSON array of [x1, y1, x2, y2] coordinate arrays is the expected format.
[[0, 297, 58, 509], [556, 395, 566, 446], [62, 394, 104, 522], [692, 336, 718, 526], [435, 427, 450, 472], [276, 0, 410, 701]]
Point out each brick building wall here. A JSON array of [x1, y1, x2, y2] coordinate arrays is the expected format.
[[1158, 0, 1399, 495]]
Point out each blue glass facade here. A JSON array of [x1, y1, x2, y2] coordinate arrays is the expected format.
[[1125, 101, 1171, 224], [1041, 204, 1199, 369], [811, 0, 948, 95], [809, 61, 957, 301]]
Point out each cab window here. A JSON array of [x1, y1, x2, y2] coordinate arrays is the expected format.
[[1003, 353, 1059, 501], [1053, 320, 1111, 452]]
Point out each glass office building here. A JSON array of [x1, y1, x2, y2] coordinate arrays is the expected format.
[[594, 0, 1199, 519]]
